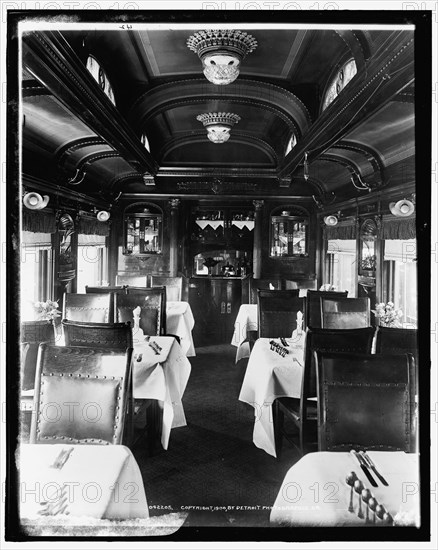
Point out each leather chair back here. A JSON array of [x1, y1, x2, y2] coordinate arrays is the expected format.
[[321, 296, 370, 329], [85, 285, 126, 294], [375, 326, 419, 397], [64, 293, 112, 323], [30, 344, 132, 445], [375, 327, 418, 354], [21, 320, 56, 344], [257, 290, 305, 338], [249, 279, 285, 304], [150, 276, 183, 302], [302, 327, 375, 403], [116, 288, 166, 335], [315, 351, 413, 452], [116, 274, 149, 287], [306, 290, 348, 328], [20, 321, 56, 391], [85, 287, 127, 322], [62, 320, 133, 349], [21, 342, 40, 391]]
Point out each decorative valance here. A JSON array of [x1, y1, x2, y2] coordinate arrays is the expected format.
[[381, 215, 416, 240], [22, 210, 56, 233], [77, 216, 110, 237], [323, 219, 357, 240]]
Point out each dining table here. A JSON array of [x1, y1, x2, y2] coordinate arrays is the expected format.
[[18, 444, 149, 520], [166, 301, 196, 357], [231, 290, 307, 362], [132, 334, 191, 450], [238, 333, 305, 458], [270, 451, 420, 527]]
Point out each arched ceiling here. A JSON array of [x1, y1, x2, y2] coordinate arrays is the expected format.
[[20, 23, 415, 205]]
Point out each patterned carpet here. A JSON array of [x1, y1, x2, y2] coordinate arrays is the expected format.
[[133, 344, 300, 529]]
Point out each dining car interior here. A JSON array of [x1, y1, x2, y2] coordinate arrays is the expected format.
[[4, 9, 432, 543]]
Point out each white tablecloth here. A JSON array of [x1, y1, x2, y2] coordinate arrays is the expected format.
[[231, 304, 258, 362], [238, 335, 305, 457], [18, 444, 148, 520], [231, 293, 307, 362], [132, 336, 191, 450], [166, 301, 196, 357], [270, 451, 420, 527]]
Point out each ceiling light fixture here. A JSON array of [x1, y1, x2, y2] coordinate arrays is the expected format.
[[196, 112, 241, 144], [187, 29, 257, 85]]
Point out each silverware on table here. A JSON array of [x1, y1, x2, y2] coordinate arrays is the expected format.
[[50, 447, 74, 470], [350, 450, 378, 487], [361, 451, 389, 486]]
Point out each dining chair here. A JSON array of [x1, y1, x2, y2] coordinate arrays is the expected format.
[[249, 279, 285, 304], [85, 286, 127, 322], [375, 326, 418, 448], [306, 290, 348, 329], [30, 344, 133, 445], [150, 275, 183, 302], [257, 290, 305, 338], [62, 320, 133, 349], [321, 296, 370, 329], [20, 321, 57, 392], [116, 287, 166, 335], [315, 350, 413, 452], [64, 293, 112, 323], [21, 320, 56, 345], [274, 327, 375, 457], [116, 273, 149, 287], [85, 285, 127, 294]]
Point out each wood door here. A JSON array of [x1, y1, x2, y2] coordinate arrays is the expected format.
[[188, 278, 242, 346]]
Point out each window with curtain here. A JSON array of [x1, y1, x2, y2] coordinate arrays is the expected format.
[[382, 239, 417, 327], [76, 234, 108, 292], [20, 231, 53, 321], [326, 239, 357, 297]]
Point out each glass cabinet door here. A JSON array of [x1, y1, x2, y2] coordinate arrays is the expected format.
[[270, 213, 308, 257], [359, 219, 377, 275], [124, 205, 162, 255]]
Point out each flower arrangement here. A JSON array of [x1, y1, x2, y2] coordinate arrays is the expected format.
[[34, 300, 61, 321], [372, 301, 403, 327], [319, 283, 337, 291]]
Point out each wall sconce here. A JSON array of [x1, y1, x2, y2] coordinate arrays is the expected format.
[[324, 214, 339, 226], [23, 192, 50, 210], [96, 210, 110, 222], [389, 197, 415, 217], [187, 29, 257, 85]]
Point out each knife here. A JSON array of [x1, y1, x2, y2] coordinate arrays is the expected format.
[[350, 450, 378, 487], [361, 451, 389, 486]]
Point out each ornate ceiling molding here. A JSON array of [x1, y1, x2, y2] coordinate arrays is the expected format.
[[278, 32, 414, 179], [22, 30, 158, 174], [335, 140, 386, 182], [157, 166, 278, 179], [159, 131, 278, 165], [55, 137, 108, 168], [109, 172, 144, 192], [129, 78, 312, 138], [67, 152, 122, 175]]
